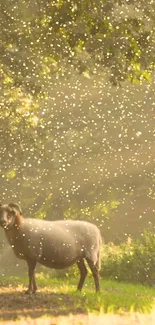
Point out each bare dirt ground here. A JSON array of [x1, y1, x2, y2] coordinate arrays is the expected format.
[[0, 287, 155, 325]]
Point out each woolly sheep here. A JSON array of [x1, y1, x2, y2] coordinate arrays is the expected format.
[[0, 203, 102, 293]]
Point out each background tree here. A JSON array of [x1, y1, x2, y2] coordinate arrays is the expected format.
[[0, 0, 155, 244]]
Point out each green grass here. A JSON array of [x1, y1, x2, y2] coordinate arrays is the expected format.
[[0, 274, 155, 315]]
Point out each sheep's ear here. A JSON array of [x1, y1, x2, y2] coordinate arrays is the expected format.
[[8, 203, 22, 215]]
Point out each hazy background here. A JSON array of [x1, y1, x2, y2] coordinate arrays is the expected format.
[[0, 0, 154, 274]]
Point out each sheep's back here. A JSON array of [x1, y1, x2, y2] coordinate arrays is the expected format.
[[15, 218, 101, 267]]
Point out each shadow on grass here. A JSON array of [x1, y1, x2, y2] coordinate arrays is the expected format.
[[0, 290, 88, 321]]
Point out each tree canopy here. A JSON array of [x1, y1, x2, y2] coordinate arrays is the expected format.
[[1, 0, 155, 89], [0, 0, 155, 242]]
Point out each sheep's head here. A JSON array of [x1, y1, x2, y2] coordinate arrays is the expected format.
[[0, 203, 22, 230]]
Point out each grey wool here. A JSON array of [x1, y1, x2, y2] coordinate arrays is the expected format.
[[0, 203, 102, 293]]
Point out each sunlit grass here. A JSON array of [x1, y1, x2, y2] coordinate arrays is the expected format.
[[0, 275, 155, 314]]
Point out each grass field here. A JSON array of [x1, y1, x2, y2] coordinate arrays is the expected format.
[[0, 274, 155, 324]]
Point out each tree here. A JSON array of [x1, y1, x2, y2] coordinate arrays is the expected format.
[[0, 0, 155, 241], [0, 0, 154, 91]]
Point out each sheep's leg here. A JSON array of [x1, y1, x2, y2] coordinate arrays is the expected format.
[[26, 259, 37, 294], [77, 259, 88, 291], [32, 273, 38, 293], [86, 258, 100, 292]]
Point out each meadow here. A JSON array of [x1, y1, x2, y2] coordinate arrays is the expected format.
[[0, 274, 155, 325]]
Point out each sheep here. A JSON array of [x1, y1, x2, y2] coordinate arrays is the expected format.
[[0, 203, 102, 294]]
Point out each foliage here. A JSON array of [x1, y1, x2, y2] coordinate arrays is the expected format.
[[0, 0, 155, 89], [64, 200, 120, 224], [0, 0, 154, 245], [101, 230, 155, 285]]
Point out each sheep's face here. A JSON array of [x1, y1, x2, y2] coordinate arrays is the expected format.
[[0, 205, 16, 230]]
